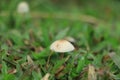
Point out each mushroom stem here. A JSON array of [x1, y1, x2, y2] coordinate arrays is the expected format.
[[46, 52, 53, 68], [60, 53, 64, 59]]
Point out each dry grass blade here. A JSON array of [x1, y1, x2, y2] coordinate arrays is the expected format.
[[55, 65, 65, 78], [88, 64, 97, 80], [55, 56, 70, 78], [41, 73, 50, 80], [27, 55, 34, 65], [0, 64, 2, 69], [21, 55, 34, 69], [109, 52, 120, 69]]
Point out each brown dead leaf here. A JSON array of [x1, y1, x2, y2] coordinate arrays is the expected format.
[[96, 68, 105, 76], [102, 54, 111, 64], [35, 46, 44, 53], [8, 68, 17, 74], [96, 67, 115, 80]]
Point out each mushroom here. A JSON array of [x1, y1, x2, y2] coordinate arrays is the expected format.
[[50, 39, 75, 53], [17, 1, 29, 14], [46, 39, 75, 68], [50, 39, 75, 58]]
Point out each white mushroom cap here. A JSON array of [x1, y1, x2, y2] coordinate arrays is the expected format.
[[50, 39, 75, 53], [17, 1, 29, 14]]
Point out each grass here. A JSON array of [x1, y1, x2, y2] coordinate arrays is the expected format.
[[0, 0, 120, 80]]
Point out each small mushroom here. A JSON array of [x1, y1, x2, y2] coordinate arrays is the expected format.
[[46, 39, 75, 68], [50, 39, 75, 53], [17, 1, 29, 14]]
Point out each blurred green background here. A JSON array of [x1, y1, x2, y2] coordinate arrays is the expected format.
[[1, 0, 120, 18], [0, 0, 120, 80]]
